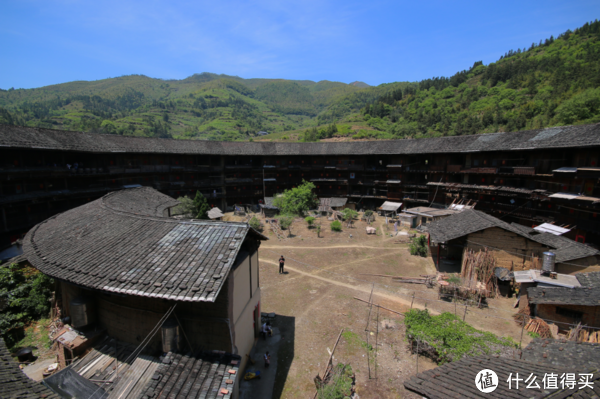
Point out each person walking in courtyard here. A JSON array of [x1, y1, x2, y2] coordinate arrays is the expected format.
[[279, 255, 285, 274], [264, 351, 271, 367]]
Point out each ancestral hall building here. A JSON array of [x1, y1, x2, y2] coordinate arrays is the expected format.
[[1, 123, 600, 245]]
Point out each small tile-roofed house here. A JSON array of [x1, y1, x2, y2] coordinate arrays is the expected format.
[[403, 206, 456, 226], [527, 272, 600, 331], [379, 201, 403, 217], [0, 338, 60, 399], [23, 187, 267, 398], [427, 210, 600, 274], [259, 197, 279, 217]]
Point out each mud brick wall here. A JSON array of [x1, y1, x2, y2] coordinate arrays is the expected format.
[[536, 303, 600, 330], [466, 227, 549, 271]]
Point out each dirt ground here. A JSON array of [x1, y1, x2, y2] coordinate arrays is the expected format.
[[247, 213, 532, 398]]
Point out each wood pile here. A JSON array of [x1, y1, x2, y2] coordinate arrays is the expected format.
[[568, 323, 600, 343], [461, 249, 500, 298], [523, 317, 553, 338]]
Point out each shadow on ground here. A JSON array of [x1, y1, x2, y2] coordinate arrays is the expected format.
[[239, 315, 295, 399], [272, 314, 295, 399]]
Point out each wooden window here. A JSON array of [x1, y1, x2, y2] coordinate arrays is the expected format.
[[556, 307, 583, 321]]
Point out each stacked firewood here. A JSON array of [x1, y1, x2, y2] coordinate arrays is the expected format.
[[524, 317, 553, 338], [568, 323, 600, 343], [460, 249, 499, 298]]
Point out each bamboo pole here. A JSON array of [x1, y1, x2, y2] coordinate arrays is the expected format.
[[314, 328, 345, 399], [353, 297, 405, 316]]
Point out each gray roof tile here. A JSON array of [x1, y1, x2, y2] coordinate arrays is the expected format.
[[2, 123, 600, 155], [141, 350, 241, 399], [23, 187, 266, 302], [429, 210, 599, 262], [0, 338, 60, 399], [527, 286, 600, 306]]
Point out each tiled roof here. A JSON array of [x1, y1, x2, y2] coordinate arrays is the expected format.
[[404, 355, 566, 399], [141, 350, 241, 399], [380, 201, 403, 212], [103, 186, 179, 216], [527, 285, 600, 306], [428, 209, 533, 243], [510, 222, 536, 235], [328, 198, 348, 208], [23, 187, 267, 302], [522, 338, 600, 370], [576, 271, 600, 288], [0, 338, 60, 399], [529, 234, 600, 263], [1, 123, 600, 155], [429, 211, 599, 262]]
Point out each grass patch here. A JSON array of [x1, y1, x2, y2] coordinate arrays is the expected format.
[[404, 309, 516, 364], [11, 318, 53, 358], [341, 331, 372, 354]]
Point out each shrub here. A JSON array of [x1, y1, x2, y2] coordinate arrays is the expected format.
[[249, 216, 262, 231], [409, 235, 428, 257], [330, 220, 342, 232], [364, 209, 375, 224], [305, 216, 316, 227], [278, 214, 294, 230], [316, 225, 321, 237]]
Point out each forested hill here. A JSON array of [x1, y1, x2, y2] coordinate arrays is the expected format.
[[343, 19, 600, 140], [1, 20, 599, 142], [0, 73, 368, 141]]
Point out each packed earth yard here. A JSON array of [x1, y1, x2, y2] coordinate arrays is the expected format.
[[230, 212, 532, 399]]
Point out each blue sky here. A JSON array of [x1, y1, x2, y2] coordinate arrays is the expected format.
[[1, 0, 599, 89]]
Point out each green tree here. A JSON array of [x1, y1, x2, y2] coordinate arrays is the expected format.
[[316, 225, 321, 238], [193, 191, 210, 219], [278, 214, 295, 237], [1, 263, 54, 348], [342, 208, 358, 228], [172, 195, 195, 216], [555, 88, 600, 124], [273, 181, 318, 215], [100, 120, 116, 134]]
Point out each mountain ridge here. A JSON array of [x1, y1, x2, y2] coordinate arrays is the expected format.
[[1, 19, 599, 142]]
